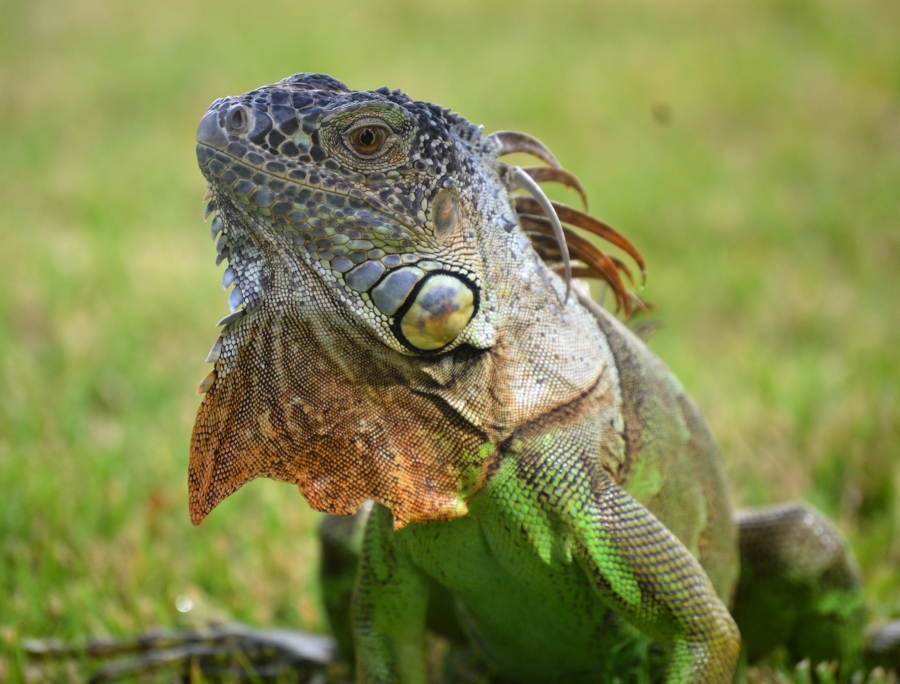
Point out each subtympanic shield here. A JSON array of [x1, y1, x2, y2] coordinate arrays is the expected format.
[[398, 274, 476, 351]]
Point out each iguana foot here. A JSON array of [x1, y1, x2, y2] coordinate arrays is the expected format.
[[733, 503, 900, 677], [23, 623, 338, 683]]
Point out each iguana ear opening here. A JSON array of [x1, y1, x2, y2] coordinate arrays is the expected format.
[[431, 187, 461, 240]]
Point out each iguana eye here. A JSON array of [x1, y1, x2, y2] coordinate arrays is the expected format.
[[348, 125, 388, 155]]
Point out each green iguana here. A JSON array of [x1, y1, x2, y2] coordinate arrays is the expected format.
[[182, 73, 897, 683]]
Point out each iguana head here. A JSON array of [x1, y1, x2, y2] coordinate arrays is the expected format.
[[190, 74, 642, 527]]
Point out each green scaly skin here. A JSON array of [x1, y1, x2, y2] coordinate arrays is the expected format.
[[350, 313, 740, 684], [189, 74, 884, 683]]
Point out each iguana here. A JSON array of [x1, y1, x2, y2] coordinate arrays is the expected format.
[[181, 73, 897, 683]]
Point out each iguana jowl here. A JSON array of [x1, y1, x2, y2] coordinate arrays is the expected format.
[[190, 74, 881, 683]]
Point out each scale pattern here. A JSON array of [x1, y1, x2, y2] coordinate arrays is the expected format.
[[191, 73, 751, 683]]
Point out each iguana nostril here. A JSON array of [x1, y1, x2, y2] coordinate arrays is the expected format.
[[226, 105, 249, 132], [400, 274, 475, 351]]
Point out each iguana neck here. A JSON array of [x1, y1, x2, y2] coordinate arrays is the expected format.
[[189, 231, 615, 529], [407, 212, 614, 444]]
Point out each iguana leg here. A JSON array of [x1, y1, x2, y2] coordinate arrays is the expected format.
[[481, 443, 741, 684], [320, 508, 370, 667], [731, 503, 867, 670], [353, 504, 431, 684], [320, 507, 470, 681]]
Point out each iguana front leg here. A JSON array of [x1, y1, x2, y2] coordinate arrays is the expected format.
[[353, 503, 431, 684], [572, 475, 740, 682], [480, 415, 741, 684]]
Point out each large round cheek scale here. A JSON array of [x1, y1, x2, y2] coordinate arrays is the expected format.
[[400, 275, 475, 351]]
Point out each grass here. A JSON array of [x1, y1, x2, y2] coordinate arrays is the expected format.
[[0, 0, 898, 680]]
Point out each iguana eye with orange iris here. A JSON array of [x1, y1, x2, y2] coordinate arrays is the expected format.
[[349, 126, 388, 155]]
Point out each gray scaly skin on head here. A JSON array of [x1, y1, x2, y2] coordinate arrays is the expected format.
[[191, 74, 890, 683], [196, 74, 491, 358]]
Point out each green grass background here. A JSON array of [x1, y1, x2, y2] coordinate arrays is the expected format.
[[1, 0, 898, 679]]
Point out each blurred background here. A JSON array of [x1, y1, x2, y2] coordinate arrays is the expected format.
[[1, 0, 898, 678]]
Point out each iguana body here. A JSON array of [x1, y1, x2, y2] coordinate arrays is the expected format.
[[189, 74, 881, 683]]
